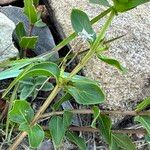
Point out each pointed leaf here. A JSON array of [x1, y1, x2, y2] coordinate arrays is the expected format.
[[136, 97, 150, 112], [20, 36, 38, 49], [71, 9, 96, 42], [49, 116, 64, 147], [9, 100, 34, 124], [98, 114, 112, 144], [2, 64, 34, 98], [15, 22, 26, 42], [89, 0, 110, 7], [66, 131, 86, 150], [135, 116, 150, 134], [112, 133, 136, 150], [24, 0, 37, 24], [41, 82, 54, 91], [63, 111, 73, 129], [20, 84, 35, 100], [91, 106, 100, 128], [28, 124, 45, 148], [24, 62, 60, 81], [65, 80, 105, 105], [97, 54, 126, 72]]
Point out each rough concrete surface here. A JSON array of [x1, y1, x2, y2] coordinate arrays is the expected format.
[[49, 0, 150, 110], [0, 12, 18, 62]]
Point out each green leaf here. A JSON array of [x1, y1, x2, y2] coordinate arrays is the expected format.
[[0, 67, 22, 81], [9, 100, 34, 124], [24, 0, 37, 24], [135, 116, 150, 134], [52, 93, 72, 111], [65, 80, 105, 105], [97, 54, 126, 72], [98, 114, 112, 144], [136, 97, 150, 112], [49, 116, 64, 147], [91, 106, 100, 128], [24, 62, 60, 81], [15, 22, 26, 42], [63, 111, 73, 129], [113, 0, 150, 12], [3, 62, 60, 98], [19, 122, 30, 132], [20, 84, 35, 100], [20, 36, 38, 49], [89, 0, 110, 7], [28, 124, 45, 148], [41, 82, 54, 91], [2, 64, 34, 98], [71, 9, 96, 42], [66, 131, 86, 150], [112, 133, 136, 150], [35, 19, 46, 27], [49, 111, 72, 147]]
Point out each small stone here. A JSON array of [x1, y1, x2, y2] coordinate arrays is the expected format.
[[0, 12, 18, 62]]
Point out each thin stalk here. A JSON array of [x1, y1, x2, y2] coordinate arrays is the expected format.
[[5, 84, 19, 141], [40, 109, 150, 120], [69, 126, 147, 135]]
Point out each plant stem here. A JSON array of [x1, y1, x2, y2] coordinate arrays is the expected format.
[[40, 109, 150, 120], [5, 84, 19, 141], [69, 126, 147, 135]]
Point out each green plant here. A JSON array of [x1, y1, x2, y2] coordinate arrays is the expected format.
[[0, 0, 150, 149]]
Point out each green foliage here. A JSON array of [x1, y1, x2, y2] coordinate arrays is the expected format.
[[112, 0, 150, 12], [1, 0, 150, 148], [28, 124, 45, 148], [19, 76, 54, 100], [66, 131, 86, 150], [71, 9, 96, 43], [65, 80, 105, 105], [97, 54, 126, 72], [9, 100, 44, 148], [24, 0, 37, 24], [135, 116, 150, 135], [19, 36, 38, 49], [9, 100, 34, 124], [98, 114, 112, 145], [111, 133, 136, 150], [91, 106, 100, 128], [136, 97, 150, 112], [89, 0, 110, 7], [15, 22, 26, 41], [3, 62, 60, 98], [49, 111, 73, 147]]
